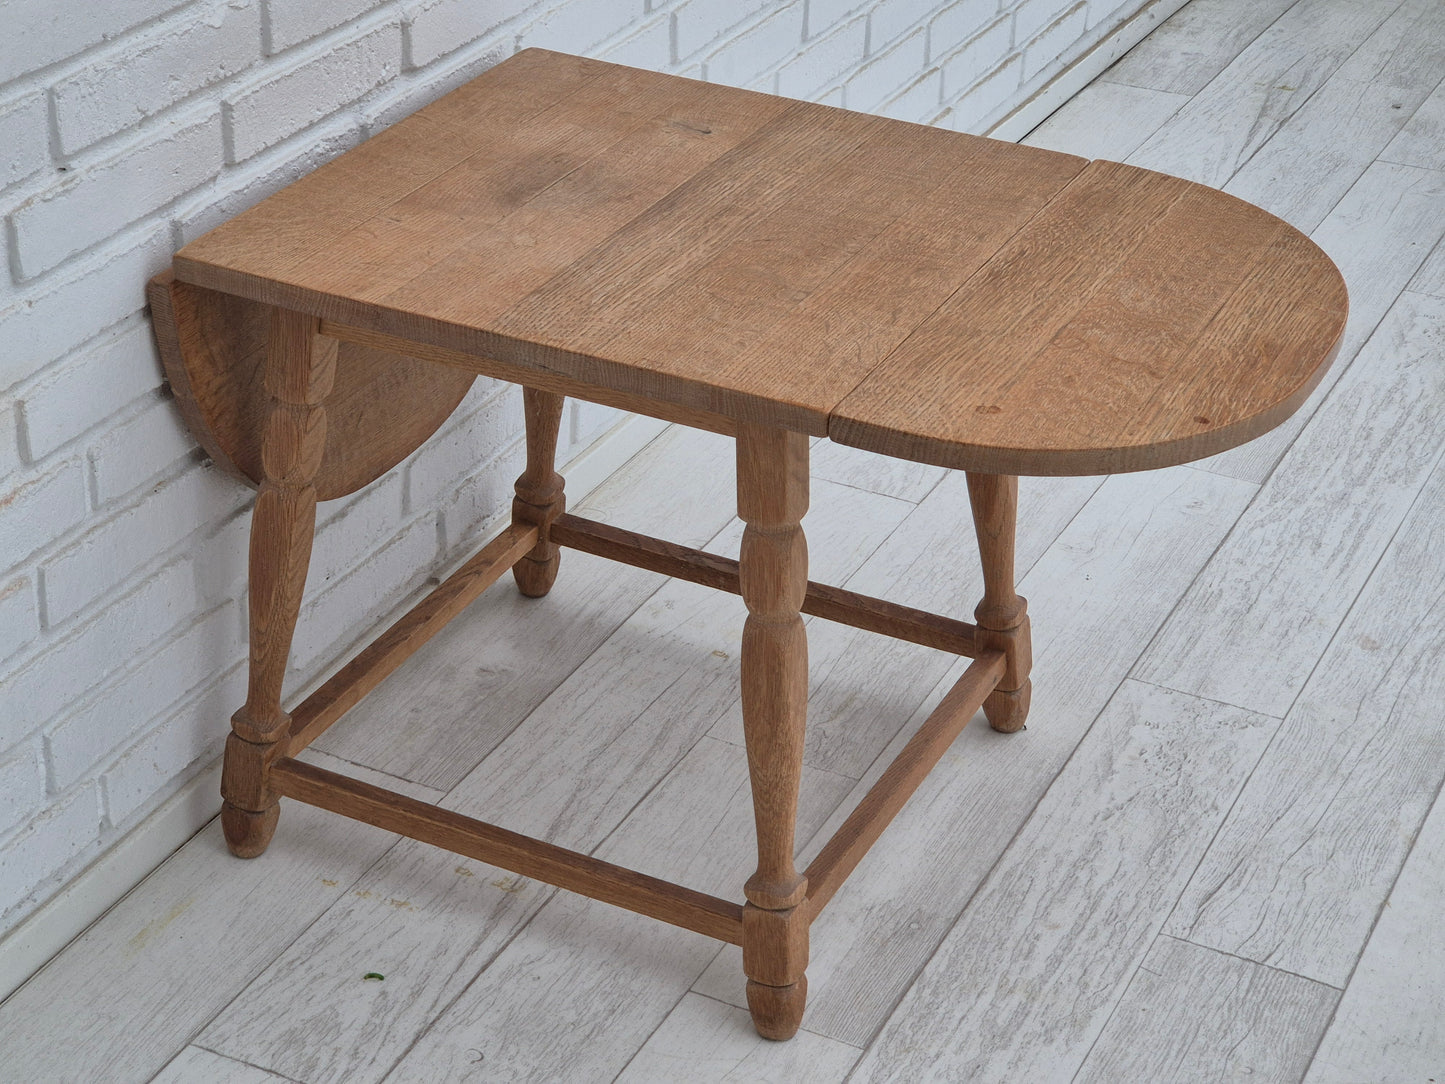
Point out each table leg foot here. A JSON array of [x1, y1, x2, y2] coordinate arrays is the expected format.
[[221, 801, 279, 858], [513, 387, 566, 598], [984, 678, 1031, 733], [747, 975, 808, 1040]]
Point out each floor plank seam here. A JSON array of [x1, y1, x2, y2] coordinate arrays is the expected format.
[[1202, 0, 1412, 194], [1122, 479, 1259, 690], [1300, 773, 1445, 1079], [1257, 428, 1445, 729], [607, 979, 698, 1082], [1148, 690, 1293, 942], [1164, 933, 1345, 992], [370, 885, 565, 1084], [189, 1042, 305, 1083], [302, 751, 445, 799]]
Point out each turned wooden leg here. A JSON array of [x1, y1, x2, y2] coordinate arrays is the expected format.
[[222, 309, 335, 858], [736, 423, 811, 1040], [512, 387, 566, 598], [967, 472, 1032, 733]]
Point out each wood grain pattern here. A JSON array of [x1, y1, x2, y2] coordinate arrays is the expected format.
[[148, 273, 473, 501], [1023, 81, 1190, 160], [1077, 936, 1338, 1083], [1222, 0, 1445, 233], [511, 387, 566, 597], [1381, 70, 1445, 169], [1127, 0, 1396, 186], [0, 800, 409, 1084], [320, 319, 738, 435], [1199, 160, 1445, 484], [735, 424, 811, 1039], [152, 1046, 296, 1083], [808, 439, 945, 504], [967, 473, 1030, 731], [169, 49, 1341, 471], [312, 426, 745, 788], [174, 49, 609, 288], [222, 308, 335, 857], [1410, 234, 1445, 297], [849, 681, 1274, 1082], [1163, 422, 1445, 986], [829, 161, 1347, 475], [802, 651, 1005, 914]]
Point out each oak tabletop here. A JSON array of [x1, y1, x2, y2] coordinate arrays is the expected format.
[[174, 48, 1348, 476]]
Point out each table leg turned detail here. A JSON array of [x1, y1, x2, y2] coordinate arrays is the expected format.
[[736, 423, 811, 1040], [512, 388, 566, 598], [222, 309, 337, 858], [966, 472, 1032, 733]]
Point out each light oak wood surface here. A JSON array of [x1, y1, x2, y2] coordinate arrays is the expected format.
[[170, 48, 1345, 476]]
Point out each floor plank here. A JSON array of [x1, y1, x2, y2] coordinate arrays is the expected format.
[[151, 1047, 297, 1084], [1223, 0, 1445, 233], [1198, 159, 1445, 484], [694, 466, 1257, 1046], [379, 737, 852, 1082], [1381, 69, 1445, 169], [0, 802, 407, 1084], [1304, 786, 1445, 1082], [1410, 235, 1445, 297], [313, 426, 743, 789], [1136, 291, 1445, 718], [1023, 81, 1190, 160], [616, 994, 861, 1083], [618, 1000, 861, 1081], [1102, 0, 1300, 96], [1127, 0, 1398, 187], [848, 680, 1275, 1081], [1077, 936, 1338, 1083], [1165, 413, 1445, 985], [808, 438, 945, 504]]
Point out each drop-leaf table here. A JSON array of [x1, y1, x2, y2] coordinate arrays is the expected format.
[[149, 48, 1347, 1041]]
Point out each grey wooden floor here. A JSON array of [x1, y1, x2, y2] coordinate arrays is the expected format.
[[4, 0, 1445, 1079]]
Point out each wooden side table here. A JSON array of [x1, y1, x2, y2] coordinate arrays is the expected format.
[[149, 49, 1347, 1041]]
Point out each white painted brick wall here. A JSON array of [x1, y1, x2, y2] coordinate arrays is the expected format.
[[52, 0, 264, 156], [0, 0, 1171, 938]]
